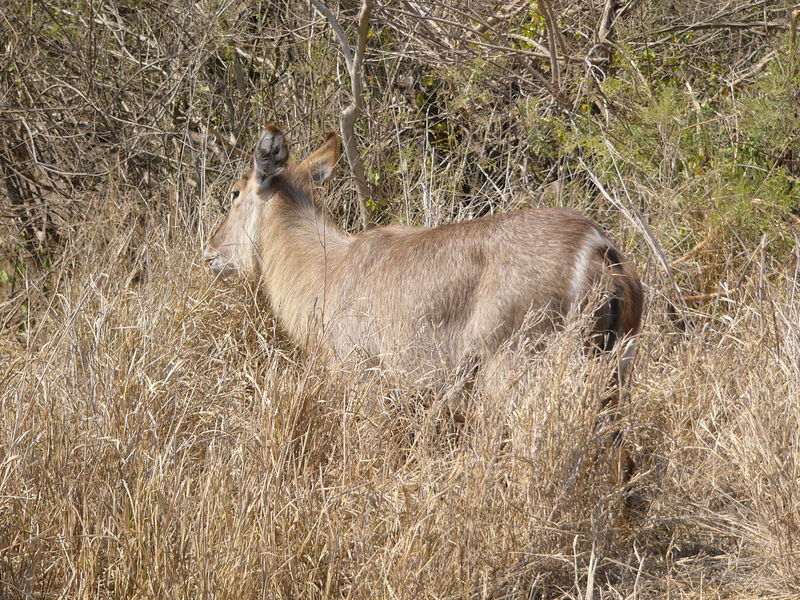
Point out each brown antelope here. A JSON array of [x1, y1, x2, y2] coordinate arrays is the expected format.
[[203, 125, 643, 389]]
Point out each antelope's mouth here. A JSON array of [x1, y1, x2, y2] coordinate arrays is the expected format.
[[203, 252, 237, 278]]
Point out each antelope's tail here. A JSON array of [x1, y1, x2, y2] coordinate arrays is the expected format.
[[591, 245, 644, 404]]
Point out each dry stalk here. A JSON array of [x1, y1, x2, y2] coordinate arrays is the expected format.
[[682, 288, 738, 303]]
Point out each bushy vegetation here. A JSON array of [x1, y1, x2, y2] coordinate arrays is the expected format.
[[1, 1, 799, 598]]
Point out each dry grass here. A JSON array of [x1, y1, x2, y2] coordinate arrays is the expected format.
[[1, 186, 798, 599], [2, 1, 799, 597]]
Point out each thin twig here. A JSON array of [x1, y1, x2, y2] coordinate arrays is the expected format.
[[683, 289, 737, 303]]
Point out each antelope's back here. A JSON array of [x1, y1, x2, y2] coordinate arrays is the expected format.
[[321, 206, 634, 371]]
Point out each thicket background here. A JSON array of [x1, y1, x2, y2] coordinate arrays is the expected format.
[[1, 1, 799, 598]]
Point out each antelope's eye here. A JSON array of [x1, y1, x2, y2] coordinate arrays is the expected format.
[[224, 188, 240, 210]]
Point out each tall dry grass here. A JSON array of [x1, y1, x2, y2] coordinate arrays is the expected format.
[[3, 0, 799, 597], [1, 182, 798, 599]]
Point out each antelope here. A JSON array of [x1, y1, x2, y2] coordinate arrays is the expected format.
[[203, 125, 643, 390]]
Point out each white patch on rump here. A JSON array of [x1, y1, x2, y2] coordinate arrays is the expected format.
[[571, 229, 605, 306]]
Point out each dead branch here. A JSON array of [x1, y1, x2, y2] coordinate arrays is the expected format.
[[651, 20, 789, 47], [672, 232, 714, 266], [380, 3, 569, 109], [592, 0, 618, 75], [472, 0, 529, 35], [537, 0, 562, 91], [401, 1, 456, 51], [312, 0, 373, 230]]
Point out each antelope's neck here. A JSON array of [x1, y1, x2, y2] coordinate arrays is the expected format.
[[258, 196, 348, 348]]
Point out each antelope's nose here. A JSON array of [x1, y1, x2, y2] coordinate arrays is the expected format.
[[202, 249, 232, 277]]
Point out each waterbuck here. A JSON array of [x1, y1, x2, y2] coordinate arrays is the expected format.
[[203, 125, 643, 388]]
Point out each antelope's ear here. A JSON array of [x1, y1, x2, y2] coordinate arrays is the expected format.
[[254, 124, 289, 185], [299, 131, 341, 184]]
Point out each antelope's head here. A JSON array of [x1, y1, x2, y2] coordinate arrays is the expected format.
[[203, 125, 340, 279]]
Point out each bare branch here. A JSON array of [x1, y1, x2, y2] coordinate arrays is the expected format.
[[473, 0, 529, 35], [402, 0, 456, 51], [537, 0, 562, 91], [313, 0, 373, 230], [310, 0, 354, 72]]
